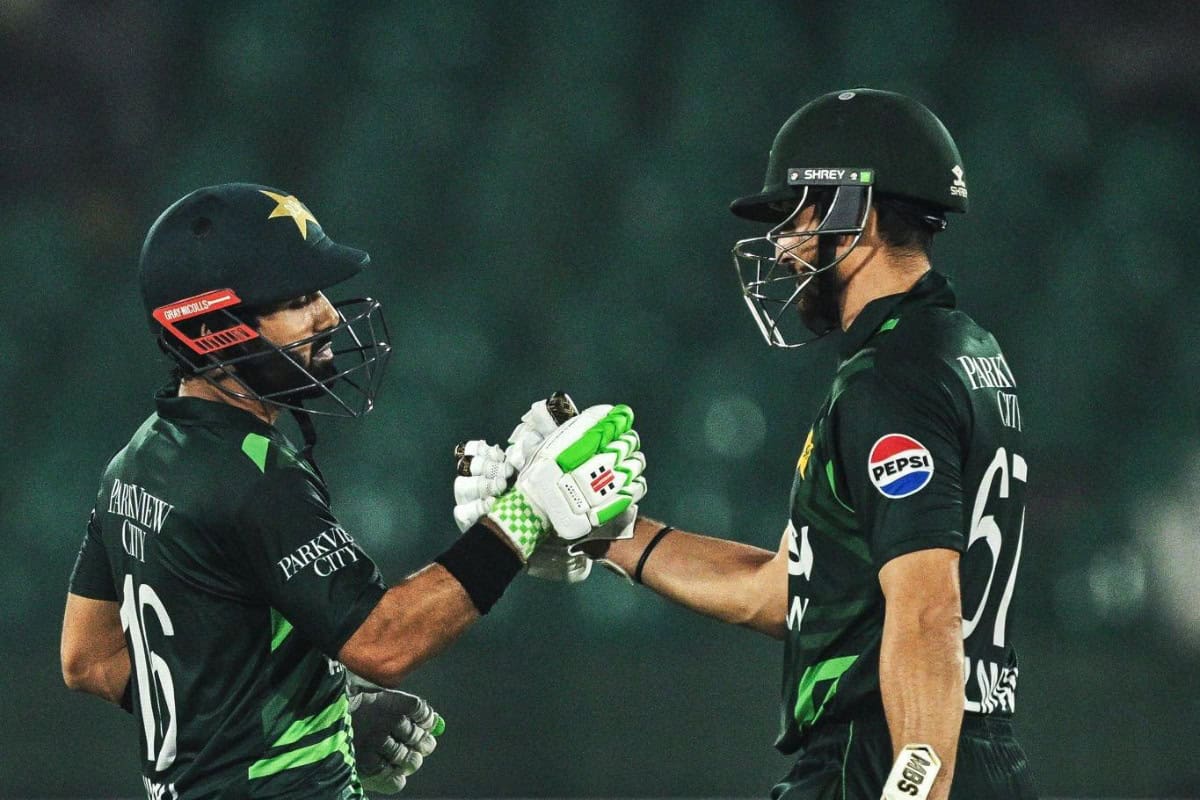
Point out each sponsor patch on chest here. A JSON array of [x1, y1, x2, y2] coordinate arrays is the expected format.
[[868, 434, 934, 498]]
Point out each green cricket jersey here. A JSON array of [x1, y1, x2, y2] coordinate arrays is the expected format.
[[69, 392, 388, 799], [778, 270, 1025, 754]]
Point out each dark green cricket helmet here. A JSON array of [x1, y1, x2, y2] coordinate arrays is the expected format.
[[138, 183, 391, 420], [139, 182, 369, 320], [729, 89, 968, 349], [730, 88, 968, 223]]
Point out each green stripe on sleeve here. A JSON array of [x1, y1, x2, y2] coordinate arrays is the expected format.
[[825, 461, 853, 512], [241, 433, 271, 473]]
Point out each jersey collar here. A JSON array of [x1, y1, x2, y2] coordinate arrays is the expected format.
[[837, 269, 957, 360], [155, 387, 279, 437]]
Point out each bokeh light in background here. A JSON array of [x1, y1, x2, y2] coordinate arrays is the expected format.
[[3, 1, 1199, 796]]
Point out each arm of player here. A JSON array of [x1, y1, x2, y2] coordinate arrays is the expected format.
[[593, 515, 790, 639], [878, 548, 964, 800], [60, 593, 131, 705], [343, 405, 648, 686], [337, 560, 482, 688]]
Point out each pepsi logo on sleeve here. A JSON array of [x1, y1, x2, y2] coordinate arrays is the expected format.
[[868, 434, 934, 498]]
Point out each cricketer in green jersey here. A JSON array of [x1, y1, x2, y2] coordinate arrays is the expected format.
[[61, 184, 648, 799], [465, 89, 1038, 799]]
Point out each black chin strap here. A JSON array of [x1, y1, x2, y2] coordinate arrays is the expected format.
[[289, 405, 326, 482]]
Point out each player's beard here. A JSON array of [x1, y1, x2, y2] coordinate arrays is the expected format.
[[235, 333, 338, 404], [796, 263, 841, 336]]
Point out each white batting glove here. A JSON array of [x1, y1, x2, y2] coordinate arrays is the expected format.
[[488, 404, 647, 558], [346, 676, 444, 794], [508, 395, 640, 581], [451, 395, 646, 573], [451, 394, 576, 534], [452, 441, 510, 533], [510, 394, 592, 581], [505, 395, 571, 470]]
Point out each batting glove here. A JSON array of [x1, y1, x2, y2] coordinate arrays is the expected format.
[[505, 393, 576, 470], [507, 394, 638, 580], [452, 440, 510, 534], [452, 396, 644, 573], [450, 393, 579, 534], [347, 676, 444, 795], [490, 404, 646, 555]]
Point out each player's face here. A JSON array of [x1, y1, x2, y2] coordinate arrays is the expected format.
[[238, 292, 341, 399], [773, 203, 822, 269], [256, 292, 339, 371], [773, 204, 838, 332]]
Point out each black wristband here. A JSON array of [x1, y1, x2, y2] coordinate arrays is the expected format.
[[119, 679, 134, 715], [634, 526, 674, 584], [435, 523, 523, 615]]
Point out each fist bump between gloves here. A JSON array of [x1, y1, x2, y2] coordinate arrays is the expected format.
[[452, 393, 647, 579]]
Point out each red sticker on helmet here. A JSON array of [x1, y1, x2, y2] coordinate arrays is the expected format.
[[152, 289, 259, 354]]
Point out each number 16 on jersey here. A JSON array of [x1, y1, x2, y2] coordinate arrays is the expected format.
[[120, 574, 179, 773]]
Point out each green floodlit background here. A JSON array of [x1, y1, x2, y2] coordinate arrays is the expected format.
[[2, 0, 1199, 797]]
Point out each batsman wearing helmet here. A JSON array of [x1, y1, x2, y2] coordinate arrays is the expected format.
[[60, 184, 647, 798], [467, 89, 1036, 798]]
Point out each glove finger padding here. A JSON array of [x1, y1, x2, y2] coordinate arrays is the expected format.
[[360, 768, 406, 795], [504, 429, 544, 472], [380, 739, 423, 775], [468, 455, 510, 482], [513, 404, 646, 541], [349, 686, 441, 792], [457, 441, 511, 482], [395, 691, 445, 738], [452, 440, 510, 533], [506, 394, 578, 470], [513, 398, 565, 439], [453, 498, 492, 533], [463, 440, 505, 460], [399, 750, 423, 776], [454, 475, 508, 504], [606, 430, 642, 461], [394, 718, 438, 756], [624, 475, 648, 506]]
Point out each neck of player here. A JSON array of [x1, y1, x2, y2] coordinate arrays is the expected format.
[[835, 216, 931, 331], [178, 375, 281, 426]]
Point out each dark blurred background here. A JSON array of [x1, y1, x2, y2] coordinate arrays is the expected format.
[[3, 0, 1199, 796]]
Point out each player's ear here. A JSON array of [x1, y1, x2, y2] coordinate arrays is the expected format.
[[859, 205, 881, 244]]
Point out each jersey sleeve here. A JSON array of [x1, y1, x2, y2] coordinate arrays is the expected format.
[[68, 510, 117, 600], [833, 357, 968, 569], [234, 466, 387, 658]]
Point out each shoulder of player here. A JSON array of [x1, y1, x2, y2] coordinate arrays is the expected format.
[[870, 305, 988, 377], [231, 434, 329, 514], [839, 307, 975, 413], [233, 432, 321, 482]]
